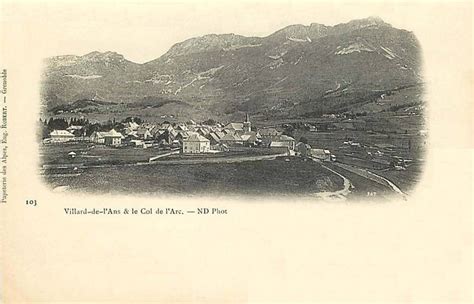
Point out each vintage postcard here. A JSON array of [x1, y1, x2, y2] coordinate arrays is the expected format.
[[0, 0, 472, 302]]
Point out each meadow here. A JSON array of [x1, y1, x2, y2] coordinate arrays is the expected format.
[[43, 157, 344, 196]]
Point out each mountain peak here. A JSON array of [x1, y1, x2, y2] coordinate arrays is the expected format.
[[269, 23, 330, 42], [365, 16, 387, 24], [336, 16, 390, 30], [161, 33, 262, 58], [83, 51, 125, 61]]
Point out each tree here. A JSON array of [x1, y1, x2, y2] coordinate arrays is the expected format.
[[47, 118, 68, 130], [123, 117, 143, 125], [202, 118, 216, 125], [299, 136, 308, 144], [84, 123, 102, 136], [282, 125, 295, 137]]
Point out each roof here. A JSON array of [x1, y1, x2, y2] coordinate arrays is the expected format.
[[127, 122, 140, 129], [279, 135, 295, 141], [127, 132, 139, 138], [220, 133, 242, 141], [50, 130, 74, 137], [103, 129, 124, 138], [136, 128, 151, 135], [159, 123, 172, 130], [241, 132, 259, 142], [197, 128, 210, 135], [176, 124, 188, 131], [312, 149, 330, 156], [224, 122, 244, 131], [242, 131, 260, 137], [240, 134, 252, 141], [208, 133, 221, 142], [123, 127, 135, 135], [183, 133, 210, 142], [92, 131, 109, 138], [214, 131, 225, 139], [170, 130, 179, 137], [270, 141, 289, 147]]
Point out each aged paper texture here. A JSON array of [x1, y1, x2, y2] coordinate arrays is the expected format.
[[0, 0, 472, 302]]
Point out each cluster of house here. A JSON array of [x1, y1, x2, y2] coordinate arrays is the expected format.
[[46, 115, 299, 154]]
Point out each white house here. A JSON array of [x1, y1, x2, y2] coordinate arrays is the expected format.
[[90, 131, 107, 144], [182, 133, 210, 154], [269, 135, 296, 150], [312, 149, 331, 161], [136, 128, 152, 140], [103, 129, 124, 146], [224, 122, 244, 134], [91, 129, 124, 146], [50, 130, 75, 143]]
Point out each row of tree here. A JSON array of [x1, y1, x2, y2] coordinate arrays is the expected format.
[[39, 116, 225, 139]]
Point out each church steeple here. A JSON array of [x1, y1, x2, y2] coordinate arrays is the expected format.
[[243, 113, 251, 132]]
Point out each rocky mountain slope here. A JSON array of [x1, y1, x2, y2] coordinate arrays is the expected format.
[[42, 17, 422, 120]]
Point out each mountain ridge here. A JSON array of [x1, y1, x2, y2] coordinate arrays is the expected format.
[[46, 17, 400, 65], [42, 17, 422, 121]]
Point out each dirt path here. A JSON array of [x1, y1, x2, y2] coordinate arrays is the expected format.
[[148, 149, 180, 162], [308, 158, 353, 200], [148, 153, 289, 165], [331, 162, 406, 198], [366, 170, 406, 196]]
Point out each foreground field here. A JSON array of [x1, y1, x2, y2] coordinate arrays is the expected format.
[[40, 142, 163, 166], [43, 157, 344, 196], [40, 143, 287, 166]]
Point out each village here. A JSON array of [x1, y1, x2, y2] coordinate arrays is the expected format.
[[43, 114, 334, 161], [39, 110, 425, 197]]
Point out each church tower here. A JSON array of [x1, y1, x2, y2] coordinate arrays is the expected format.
[[243, 113, 251, 132]]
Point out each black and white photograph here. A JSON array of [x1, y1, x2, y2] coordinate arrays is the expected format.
[[1, 1, 472, 303], [39, 16, 425, 199]]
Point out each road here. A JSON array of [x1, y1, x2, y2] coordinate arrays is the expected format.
[[315, 162, 353, 200], [147, 152, 288, 165], [325, 161, 407, 199], [148, 149, 180, 162]]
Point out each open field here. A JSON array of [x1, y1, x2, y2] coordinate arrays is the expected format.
[[40, 143, 287, 167], [160, 147, 286, 161], [43, 157, 344, 196], [370, 163, 424, 193], [40, 143, 164, 166]]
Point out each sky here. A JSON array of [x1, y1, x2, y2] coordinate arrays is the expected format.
[[0, 0, 462, 63]]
